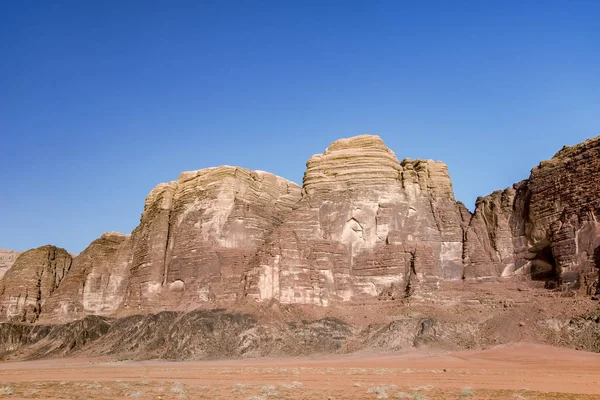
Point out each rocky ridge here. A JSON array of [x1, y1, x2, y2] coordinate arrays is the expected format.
[[0, 249, 21, 279], [0, 246, 72, 322], [1, 133, 600, 359]]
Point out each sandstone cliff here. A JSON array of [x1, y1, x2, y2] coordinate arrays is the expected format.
[[0, 246, 72, 322], [0, 249, 21, 279], [243, 135, 466, 306], [466, 136, 600, 293], [40, 233, 133, 322], [1, 134, 599, 326], [122, 166, 302, 312]]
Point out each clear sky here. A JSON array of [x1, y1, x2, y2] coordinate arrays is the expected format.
[[1, 1, 599, 253]]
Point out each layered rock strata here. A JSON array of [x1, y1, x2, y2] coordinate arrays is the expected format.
[[243, 135, 466, 305], [40, 232, 133, 322], [122, 166, 302, 311], [0, 246, 72, 322], [465, 136, 600, 292], [2, 134, 600, 324], [0, 249, 21, 279]]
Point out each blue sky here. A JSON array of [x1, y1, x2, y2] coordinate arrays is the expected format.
[[1, 1, 599, 253]]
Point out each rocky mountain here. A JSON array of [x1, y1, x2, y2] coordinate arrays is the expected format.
[[0, 249, 21, 279], [1, 134, 599, 360], [243, 135, 466, 305], [0, 246, 72, 322], [465, 136, 600, 292]]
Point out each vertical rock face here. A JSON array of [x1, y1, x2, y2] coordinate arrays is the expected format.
[[518, 138, 600, 291], [0, 246, 72, 322], [40, 233, 133, 322], [243, 135, 466, 305], [3, 134, 600, 324], [0, 249, 22, 279], [123, 166, 302, 311], [463, 188, 519, 278], [466, 136, 600, 292]]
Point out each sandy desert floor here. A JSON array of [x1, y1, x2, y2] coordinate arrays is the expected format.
[[1, 343, 600, 399]]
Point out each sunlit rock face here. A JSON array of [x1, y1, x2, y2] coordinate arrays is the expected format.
[[122, 166, 302, 311], [39, 232, 133, 322], [462, 188, 519, 279], [5, 134, 600, 324], [0, 246, 72, 322], [0, 249, 21, 279], [243, 135, 467, 305], [520, 138, 600, 292], [464, 136, 600, 293]]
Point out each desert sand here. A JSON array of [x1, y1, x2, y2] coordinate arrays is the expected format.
[[1, 342, 599, 399]]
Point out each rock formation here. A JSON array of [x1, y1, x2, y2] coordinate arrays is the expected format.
[[243, 135, 466, 305], [464, 136, 600, 293], [0, 249, 21, 279], [122, 166, 301, 312], [1, 133, 599, 327], [0, 246, 72, 322], [40, 233, 133, 322]]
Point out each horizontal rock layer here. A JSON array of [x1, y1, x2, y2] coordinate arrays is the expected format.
[[0, 249, 21, 279], [1, 134, 599, 323], [0, 246, 72, 322]]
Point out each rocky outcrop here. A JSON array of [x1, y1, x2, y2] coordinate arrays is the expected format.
[[520, 138, 600, 291], [0, 249, 21, 279], [462, 188, 519, 278], [3, 134, 600, 326], [122, 166, 302, 311], [465, 136, 600, 292], [39, 233, 133, 322], [242, 135, 466, 305], [0, 246, 72, 322]]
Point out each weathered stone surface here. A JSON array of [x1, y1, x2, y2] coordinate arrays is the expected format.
[[522, 138, 600, 290], [5, 133, 600, 327], [0, 249, 21, 279], [122, 166, 302, 311], [39, 233, 133, 322], [463, 188, 518, 278], [466, 136, 600, 291], [243, 135, 465, 305], [0, 246, 72, 322]]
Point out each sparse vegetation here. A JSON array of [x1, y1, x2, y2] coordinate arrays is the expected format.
[[458, 386, 475, 398], [367, 385, 397, 399], [0, 386, 12, 395], [233, 383, 248, 393], [280, 381, 303, 389], [125, 390, 144, 398], [411, 385, 433, 391], [170, 381, 188, 399], [259, 384, 281, 398]]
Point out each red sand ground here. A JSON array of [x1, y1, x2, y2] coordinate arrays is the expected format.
[[1, 343, 600, 399]]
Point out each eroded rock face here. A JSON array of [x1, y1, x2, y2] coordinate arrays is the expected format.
[[40, 233, 133, 322], [243, 135, 466, 305], [0, 249, 21, 279], [123, 166, 302, 311], [0, 246, 72, 322], [4, 134, 600, 326], [462, 188, 519, 278], [522, 139, 600, 291], [466, 136, 600, 292]]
